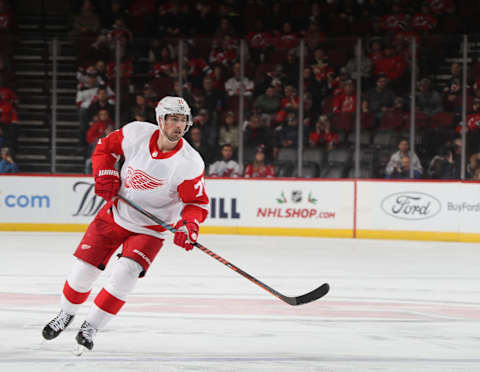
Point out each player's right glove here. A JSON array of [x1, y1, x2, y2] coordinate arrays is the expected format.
[[94, 169, 120, 201], [174, 219, 199, 251]]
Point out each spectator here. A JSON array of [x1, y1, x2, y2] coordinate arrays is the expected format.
[[388, 156, 421, 179], [385, 139, 423, 178], [373, 43, 407, 86], [129, 94, 155, 123], [282, 49, 299, 86], [210, 65, 226, 93], [192, 109, 217, 148], [442, 62, 463, 112], [273, 21, 298, 50], [225, 62, 254, 97], [416, 78, 443, 115], [254, 85, 281, 125], [344, 47, 373, 81], [275, 84, 299, 124], [310, 48, 334, 84], [200, 75, 224, 118], [218, 111, 239, 151], [208, 143, 242, 177], [244, 114, 271, 149], [308, 114, 338, 150], [0, 146, 17, 173], [362, 75, 395, 118], [152, 45, 175, 78], [275, 112, 302, 154], [0, 94, 18, 151], [87, 86, 115, 124], [186, 126, 211, 164], [427, 138, 462, 179], [85, 109, 113, 156], [244, 144, 275, 178], [332, 80, 357, 113], [76, 74, 115, 148], [70, 0, 101, 44]]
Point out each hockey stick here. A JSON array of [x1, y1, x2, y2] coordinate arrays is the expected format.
[[117, 195, 329, 306]]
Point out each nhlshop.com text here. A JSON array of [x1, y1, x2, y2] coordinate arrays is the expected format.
[[257, 208, 336, 219]]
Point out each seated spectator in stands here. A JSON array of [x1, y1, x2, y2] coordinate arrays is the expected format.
[[209, 34, 239, 69], [387, 156, 421, 179], [273, 21, 299, 50], [85, 108, 113, 157], [385, 139, 423, 178], [151, 45, 175, 78], [0, 147, 17, 173], [411, 3, 438, 35], [244, 144, 275, 178], [243, 114, 271, 149], [274, 84, 299, 125], [186, 126, 211, 164], [0, 76, 17, 106], [254, 85, 281, 126], [344, 47, 373, 82], [129, 93, 155, 123], [192, 109, 218, 149], [210, 65, 226, 93], [225, 62, 254, 97], [282, 49, 299, 86], [310, 48, 334, 85], [308, 114, 338, 151], [100, 0, 128, 29], [87, 86, 115, 124], [218, 111, 239, 151], [332, 80, 356, 113], [246, 19, 273, 63], [70, 0, 101, 60], [373, 43, 407, 89], [274, 112, 302, 157], [427, 138, 463, 179], [0, 94, 18, 152], [208, 143, 242, 177], [368, 39, 384, 67], [201, 75, 224, 119], [0, 126, 4, 148], [76, 73, 115, 148], [362, 75, 395, 119], [442, 62, 463, 112], [416, 78, 443, 115]]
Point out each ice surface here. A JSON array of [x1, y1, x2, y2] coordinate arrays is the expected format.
[[0, 232, 479, 371]]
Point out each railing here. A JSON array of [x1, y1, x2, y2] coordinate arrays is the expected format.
[[39, 34, 480, 179]]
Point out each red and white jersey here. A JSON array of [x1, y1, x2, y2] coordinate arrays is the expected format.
[[92, 121, 209, 239]]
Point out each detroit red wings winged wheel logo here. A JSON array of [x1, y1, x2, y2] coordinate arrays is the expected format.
[[125, 166, 164, 190]]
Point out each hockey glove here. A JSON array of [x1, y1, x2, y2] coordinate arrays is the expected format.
[[94, 170, 120, 201], [174, 219, 199, 251]]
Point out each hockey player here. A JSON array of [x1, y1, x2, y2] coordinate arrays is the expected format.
[[42, 96, 209, 354]]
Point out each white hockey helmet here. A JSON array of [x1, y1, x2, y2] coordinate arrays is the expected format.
[[155, 96, 193, 128]]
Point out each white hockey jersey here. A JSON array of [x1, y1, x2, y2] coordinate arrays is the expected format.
[[92, 121, 209, 239]]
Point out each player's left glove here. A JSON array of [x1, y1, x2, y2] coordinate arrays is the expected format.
[[174, 219, 199, 251]]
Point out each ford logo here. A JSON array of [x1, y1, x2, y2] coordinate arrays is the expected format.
[[381, 192, 441, 220]]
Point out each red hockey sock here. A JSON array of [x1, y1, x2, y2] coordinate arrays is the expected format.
[[94, 288, 126, 315], [63, 281, 91, 305]]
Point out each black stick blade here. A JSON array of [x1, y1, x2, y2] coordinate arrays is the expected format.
[[285, 283, 330, 306]]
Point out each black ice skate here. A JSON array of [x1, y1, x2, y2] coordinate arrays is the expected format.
[[42, 310, 75, 340], [75, 321, 97, 355]]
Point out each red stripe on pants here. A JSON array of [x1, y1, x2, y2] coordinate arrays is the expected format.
[[63, 281, 91, 305], [94, 288, 125, 315]]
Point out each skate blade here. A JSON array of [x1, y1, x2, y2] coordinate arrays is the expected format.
[[73, 344, 89, 356]]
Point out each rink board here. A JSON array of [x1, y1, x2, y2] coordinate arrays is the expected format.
[[0, 175, 479, 241]]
